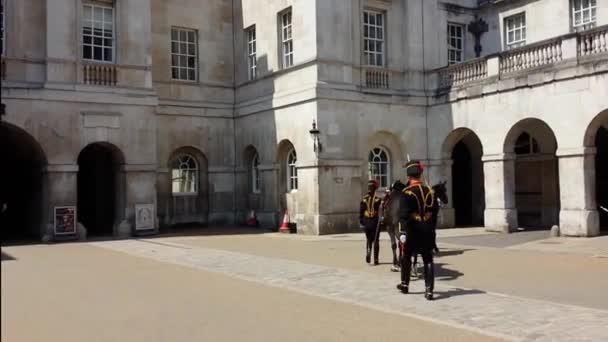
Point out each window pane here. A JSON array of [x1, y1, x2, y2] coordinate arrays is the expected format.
[[84, 35, 92, 44], [188, 43, 196, 55], [94, 7, 103, 21], [180, 30, 186, 41], [188, 69, 196, 81], [83, 6, 92, 20], [187, 57, 195, 68], [187, 31, 195, 43], [83, 46, 92, 59], [180, 42, 187, 54], [180, 68, 187, 80], [180, 55, 187, 67], [377, 14, 383, 26], [93, 47, 102, 60], [369, 14, 375, 25], [171, 42, 179, 54], [103, 48, 112, 61], [171, 55, 178, 67], [94, 37, 102, 46], [171, 29, 178, 41], [172, 68, 179, 79]]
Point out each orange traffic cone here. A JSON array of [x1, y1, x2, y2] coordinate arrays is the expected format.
[[279, 209, 291, 233], [246, 209, 258, 227]]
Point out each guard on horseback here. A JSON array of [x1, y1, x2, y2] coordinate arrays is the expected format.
[[360, 179, 382, 265], [396, 160, 438, 300]]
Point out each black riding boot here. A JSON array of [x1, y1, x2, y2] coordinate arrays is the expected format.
[[373, 242, 380, 265], [423, 261, 435, 300], [397, 253, 411, 293]]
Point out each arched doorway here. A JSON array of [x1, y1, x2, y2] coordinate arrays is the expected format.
[[597, 126, 608, 231], [0, 123, 47, 242], [443, 128, 484, 227], [505, 119, 559, 230], [77, 143, 125, 237], [166, 147, 208, 227]]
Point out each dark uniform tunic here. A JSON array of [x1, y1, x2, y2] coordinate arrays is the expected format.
[[360, 192, 381, 263], [398, 180, 438, 292]]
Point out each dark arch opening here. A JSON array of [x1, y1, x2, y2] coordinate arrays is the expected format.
[[450, 132, 484, 227], [0, 123, 47, 242], [596, 126, 608, 231], [77, 142, 125, 237]]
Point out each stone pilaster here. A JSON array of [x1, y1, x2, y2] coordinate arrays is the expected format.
[[482, 153, 517, 233], [557, 148, 599, 237]]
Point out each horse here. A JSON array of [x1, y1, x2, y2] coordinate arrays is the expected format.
[[379, 180, 448, 274]]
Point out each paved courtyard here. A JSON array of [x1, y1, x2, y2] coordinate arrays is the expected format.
[[2, 227, 608, 342]]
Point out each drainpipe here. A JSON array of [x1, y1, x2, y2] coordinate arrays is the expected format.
[[231, 0, 238, 225], [422, 0, 431, 182]]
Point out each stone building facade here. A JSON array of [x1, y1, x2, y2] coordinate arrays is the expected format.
[[1, 0, 607, 241]]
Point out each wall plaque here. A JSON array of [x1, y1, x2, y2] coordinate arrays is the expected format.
[[135, 204, 155, 231], [54, 206, 77, 235]]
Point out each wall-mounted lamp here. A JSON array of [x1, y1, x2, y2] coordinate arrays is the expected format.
[[309, 120, 322, 153]]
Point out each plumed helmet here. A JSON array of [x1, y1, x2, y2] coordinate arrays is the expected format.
[[404, 160, 424, 177]]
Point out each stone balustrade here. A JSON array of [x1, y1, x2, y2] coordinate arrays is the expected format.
[[433, 24, 607, 91], [83, 62, 118, 86], [578, 26, 608, 56], [438, 57, 487, 88], [499, 38, 562, 74], [364, 67, 390, 89]]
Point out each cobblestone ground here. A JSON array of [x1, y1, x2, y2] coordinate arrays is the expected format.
[[90, 238, 608, 342]]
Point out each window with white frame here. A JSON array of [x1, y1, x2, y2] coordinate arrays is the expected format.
[[504, 13, 526, 49], [363, 10, 385, 67], [251, 153, 260, 193], [246, 26, 257, 80], [572, 0, 596, 30], [447, 23, 464, 64], [82, 2, 115, 62], [368, 147, 390, 188], [514, 132, 540, 155], [1, 0, 5, 56], [171, 27, 197, 81], [171, 155, 198, 195], [280, 9, 293, 68], [287, 148, 298, 191]]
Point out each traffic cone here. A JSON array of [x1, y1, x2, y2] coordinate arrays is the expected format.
[[246, 209, 258, 227], [279, 209, 291, 233]]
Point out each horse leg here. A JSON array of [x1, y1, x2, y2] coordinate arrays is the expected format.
[[388, 225, 399, 271]]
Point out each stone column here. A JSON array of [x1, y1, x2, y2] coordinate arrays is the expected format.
[[557, 148, 599, 237], [483, 153, 517, 233], [425, 158, 454, 228]]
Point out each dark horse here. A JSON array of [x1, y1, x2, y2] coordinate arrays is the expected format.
[[377, 180, 448, 273]]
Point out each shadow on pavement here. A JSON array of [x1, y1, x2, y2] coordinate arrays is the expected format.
[[435, 248, 474, 257], [433, 287, 485, 301], [1, 250, 17, 261], [434, 262, 464, 281]]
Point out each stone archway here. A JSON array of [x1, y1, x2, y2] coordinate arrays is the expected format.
[[583, 110, 608, 232], [77, 142, 125, 237], [0, 122, 48, 242], [504, 119, 559, 230]]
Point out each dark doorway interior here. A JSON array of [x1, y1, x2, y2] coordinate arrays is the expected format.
[[0, 123, 45, 242], [596, 126, 608, 231], [452, 141, 474, 226], [77, 143, 120, 237]]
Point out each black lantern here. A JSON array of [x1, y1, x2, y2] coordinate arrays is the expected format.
[[309, 120, 322, 153]]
